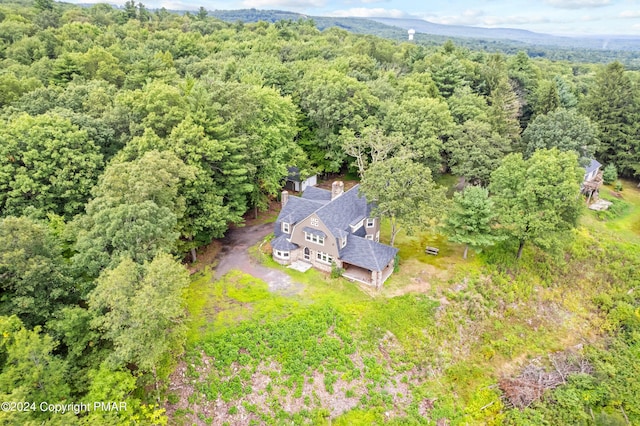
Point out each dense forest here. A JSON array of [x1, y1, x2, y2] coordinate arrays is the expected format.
[[0, 0, 639, 424]]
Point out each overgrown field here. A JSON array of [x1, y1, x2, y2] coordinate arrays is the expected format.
[[168, 181, 640, 425]]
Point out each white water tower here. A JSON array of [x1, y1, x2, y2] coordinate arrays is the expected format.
[[408, 29, 415, 41]]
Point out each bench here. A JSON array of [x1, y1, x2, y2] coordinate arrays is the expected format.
[[425, 246, 439, 256]]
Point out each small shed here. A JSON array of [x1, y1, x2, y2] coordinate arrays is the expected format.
[[285, 166, 317, 192]]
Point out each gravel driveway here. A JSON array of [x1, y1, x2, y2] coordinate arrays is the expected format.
[[214, 223, 303, 295]]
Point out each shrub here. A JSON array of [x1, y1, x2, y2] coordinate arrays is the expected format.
[[614, 181, 623, 192], [602, 164, 618, 185], [330, 262, 344, 278]]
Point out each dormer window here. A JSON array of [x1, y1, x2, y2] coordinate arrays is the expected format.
[[366, 218, 375, 228], [305, 232, 324, 245], [303, 226, 326, 246], [350, 219, 364, 232], [340, 236, 347, 248], [281, 222, 290, 234]]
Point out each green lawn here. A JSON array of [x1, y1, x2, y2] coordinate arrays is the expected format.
[[171, 179, 640, 425], [597, 180, 640, 237]]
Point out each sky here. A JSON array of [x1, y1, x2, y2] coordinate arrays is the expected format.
[[71, 0, 640, 36]]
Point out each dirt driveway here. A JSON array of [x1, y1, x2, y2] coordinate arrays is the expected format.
[[214, 223, 302, 295]]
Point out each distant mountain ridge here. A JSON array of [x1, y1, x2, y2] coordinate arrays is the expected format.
[[369, 17, 640, 51], [209, 9, 640, 53]]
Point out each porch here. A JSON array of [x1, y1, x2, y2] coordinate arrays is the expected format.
[[342, 263, 373, 286]]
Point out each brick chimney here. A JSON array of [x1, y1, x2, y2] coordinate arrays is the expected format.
[[281, 190, 289, 207], [331, 181, 344, 200]]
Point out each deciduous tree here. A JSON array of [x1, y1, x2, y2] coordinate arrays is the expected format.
[[89, 254, 189, 392], [360, 156, 447, 246], [523, 108, 598, 165], [74, 150, 192, 276], [489, 149, 583, 259], [448, 120, 511, 186], [0, 217, 74, 327], [0, 113, 103, 219]]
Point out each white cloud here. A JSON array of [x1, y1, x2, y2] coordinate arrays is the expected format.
[[159, 1, 199, 10], [543, 0, 612, 9], [242, 0, 326, 9], [620, 10, 640, 18], [418, 11, 555, 27], [328, 8, 408, 18]]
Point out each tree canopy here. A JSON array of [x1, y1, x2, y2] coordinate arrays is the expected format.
[[489, 149, 584, 259]]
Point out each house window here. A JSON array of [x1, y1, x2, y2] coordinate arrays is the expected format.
[[316, 251, 332, 264], [340, 236, 347, 248], [305, 232, 324, 245], [310, 217, 319, 227], [281, 222, 290, 234], [274, 250, 290, 259], [366, 234, 374, 241], [366, 218, 375, 228]]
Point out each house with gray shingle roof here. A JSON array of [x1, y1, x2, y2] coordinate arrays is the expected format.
[[273, 182, 398, 288]]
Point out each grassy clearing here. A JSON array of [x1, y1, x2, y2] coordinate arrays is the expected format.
[[170, 178, 640, 425], [581, 179, 640, 244]]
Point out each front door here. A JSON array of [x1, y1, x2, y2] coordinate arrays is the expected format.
[[303, 247, 310, 261]]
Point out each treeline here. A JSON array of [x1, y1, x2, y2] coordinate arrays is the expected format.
[[210, 11, 640, 68], [0, 0, 639, 423]]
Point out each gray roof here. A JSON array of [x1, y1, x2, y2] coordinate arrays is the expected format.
[[271, 235, 298, 251], [585, 159, 602, 175], [340, 236, 398, 271], [349, 215, 366, 227], [302, 227, 326, 238], [287, 166, 302, 182], [274, 182, 395, 272], [301, 186, 332, 202], [275, 197, 324, 238], [315, 185, 369, 239], [334, 229, 349, 238]]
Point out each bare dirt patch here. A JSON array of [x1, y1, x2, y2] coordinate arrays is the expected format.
[[384, 262, 449, 298]]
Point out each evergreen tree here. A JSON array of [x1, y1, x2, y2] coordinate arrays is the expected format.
[[582, 62, 640, 177]]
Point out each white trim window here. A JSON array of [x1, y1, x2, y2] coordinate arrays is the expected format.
[[304, 232, 324, 245], [366, 218, 375, 228], [316, 251, 332, 264], [310, 217, 319, 227], [340, 236, 347, 248], [274, 250, 290, 259], [281, 222, 290, 234], [365, 234, 374, 241]]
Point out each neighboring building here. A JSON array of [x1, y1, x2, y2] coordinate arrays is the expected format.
[[272, 182, 398, 288], [583, 159, 602, 183], [284, 166, 317, 192], [582, 158, 603, 201]]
